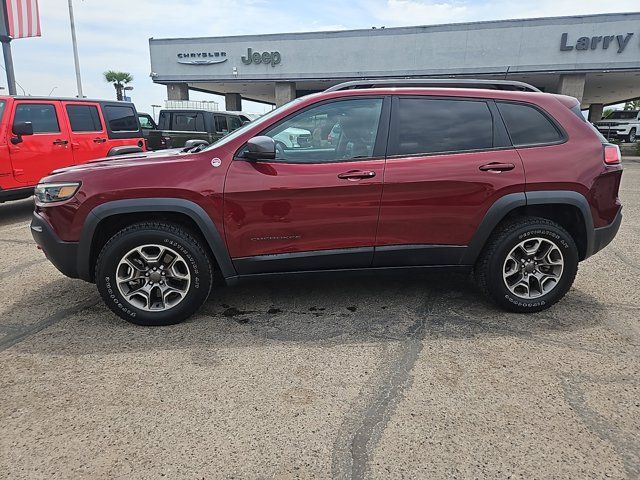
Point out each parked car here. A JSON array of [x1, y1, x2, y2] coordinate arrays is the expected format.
[[146, 109, 248, 150], [31, 79, 623, 326], [137, 112, 158, 141], [273, 127, 312, 148], [0, 96, 144, 202], [594, 110, 639, 143]]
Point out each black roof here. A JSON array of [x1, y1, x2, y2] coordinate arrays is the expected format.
[[0, 95, 135, 105]]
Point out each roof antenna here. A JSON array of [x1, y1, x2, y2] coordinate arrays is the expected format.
[[503, 65, 511, 80]]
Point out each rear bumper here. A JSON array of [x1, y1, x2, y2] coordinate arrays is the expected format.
[[588, 208, 622, 258], [30, 211, 80, 279]]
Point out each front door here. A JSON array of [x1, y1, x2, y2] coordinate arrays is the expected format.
[[8, 101, 74, 185], [224, 97, 389, 274], [65, 102, 110, 164], [375, 96, 525, 266]]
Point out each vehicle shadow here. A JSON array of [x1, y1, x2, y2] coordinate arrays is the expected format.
[[7, 271, 609, 357], [0, 198, 33, 227]]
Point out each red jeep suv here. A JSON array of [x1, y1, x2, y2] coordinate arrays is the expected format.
[[30, 80, 623, 326]]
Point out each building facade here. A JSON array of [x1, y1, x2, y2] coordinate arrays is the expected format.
[[149, 12, 640, 120]]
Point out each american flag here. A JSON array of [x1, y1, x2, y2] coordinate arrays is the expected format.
[[4, 0, 41, 39]]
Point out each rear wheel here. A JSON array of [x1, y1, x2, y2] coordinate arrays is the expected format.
[[475, 217, 578, 313], [627, 128, 636, 143], [95, 222, 213, 326]]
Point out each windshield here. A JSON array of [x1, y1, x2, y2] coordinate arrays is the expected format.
[[608, 111, 638, 120], [203, 98, 304, 151]]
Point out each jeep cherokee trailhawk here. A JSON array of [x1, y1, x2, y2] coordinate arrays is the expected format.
[[30, 79, 623, 326]]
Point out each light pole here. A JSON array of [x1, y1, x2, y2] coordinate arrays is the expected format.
[[151, 104, 162, 120], [124, 86, 133, 101], [68, 0, 84, 98]]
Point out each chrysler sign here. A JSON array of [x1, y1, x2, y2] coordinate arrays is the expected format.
[[177, 51, 228, 65]]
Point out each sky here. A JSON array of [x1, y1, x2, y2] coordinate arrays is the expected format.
[[2, 0, 639, 117]]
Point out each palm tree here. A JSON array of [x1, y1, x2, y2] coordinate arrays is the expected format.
[[103, 70, 133, 101]]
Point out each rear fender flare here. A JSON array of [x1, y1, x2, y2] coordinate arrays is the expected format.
[[462, 191, 594, 264]]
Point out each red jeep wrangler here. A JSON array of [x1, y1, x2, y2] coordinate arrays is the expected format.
[[30, 80, 623, 326], [0, 96, 144, 202]]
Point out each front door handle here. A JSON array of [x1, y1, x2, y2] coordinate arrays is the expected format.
[[479, 162, 515, 172], [52, 139, 69, 146], [337, 170, 376, 180]]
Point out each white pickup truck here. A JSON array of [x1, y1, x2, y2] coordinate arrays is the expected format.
[[594, 110, 639, 143]]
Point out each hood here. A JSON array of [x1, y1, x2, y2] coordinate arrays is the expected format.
[[49, 148, 194, 175]]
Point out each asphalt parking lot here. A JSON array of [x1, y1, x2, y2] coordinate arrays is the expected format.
[[1, 161, 639, 479]]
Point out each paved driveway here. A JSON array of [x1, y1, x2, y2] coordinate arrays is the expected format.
[[1, 162, 639, 479]]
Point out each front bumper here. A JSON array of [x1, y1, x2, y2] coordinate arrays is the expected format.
[[589, 208, 622, 258], [30, 211, 80, 279]]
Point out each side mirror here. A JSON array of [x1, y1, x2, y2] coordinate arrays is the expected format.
[[242, 136, 276, 161], [11, 121, 33, 144]]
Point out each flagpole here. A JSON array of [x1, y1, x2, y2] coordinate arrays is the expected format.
[[0, 2, 16, 95], [67, 0, 83, 98]]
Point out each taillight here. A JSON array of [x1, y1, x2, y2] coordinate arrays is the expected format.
[[604, 144, 621, 165]]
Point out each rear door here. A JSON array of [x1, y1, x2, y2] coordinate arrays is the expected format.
[[65, 102, 109, 164], [374, 96, 525, 266], [7, 100, 74, 184]]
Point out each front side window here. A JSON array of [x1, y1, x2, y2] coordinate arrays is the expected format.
[[66, 104, 103, 132], [104, 105, 138, 132], [261, 98, 383, 163], [497, 102, 563, 146], [392, 98, 493, 156], [138, 114, 156, 130], [14, 103, 60, 133]]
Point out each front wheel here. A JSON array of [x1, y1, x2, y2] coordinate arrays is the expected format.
[[627, 128, 637, 144], [95, 222, 213, 326], [475, 217, 578, 313]]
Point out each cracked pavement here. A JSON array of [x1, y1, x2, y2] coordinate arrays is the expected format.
[[1, 161, 639, 479]]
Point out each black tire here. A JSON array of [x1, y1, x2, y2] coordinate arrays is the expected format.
[[627, 128, 636, 144], [95, 222, 213, 326], [474, 217, 578, 313]]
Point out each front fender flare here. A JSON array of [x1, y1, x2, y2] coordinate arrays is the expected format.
[[76, 198, 235, 282]]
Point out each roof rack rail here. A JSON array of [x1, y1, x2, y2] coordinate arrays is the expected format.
[[325, 79, 540, 93]]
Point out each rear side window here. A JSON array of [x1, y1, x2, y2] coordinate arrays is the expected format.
[[214, 116, 228, 134], [66, 104, 102, 132], [104, 105, 138, 132], [393, 98, 493, 156], [173, 113, 205, 131], [497, 102, 564, 146], [14, 103, 60, 133]]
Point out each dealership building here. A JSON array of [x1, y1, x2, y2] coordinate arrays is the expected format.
[[149, 12, 640, 121]]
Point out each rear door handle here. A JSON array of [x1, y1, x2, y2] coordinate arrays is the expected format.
[[337, 170, 376, 180], [93, 137, 106, 143], [52, 139, 69, 146], [479, 162, 515, 172]]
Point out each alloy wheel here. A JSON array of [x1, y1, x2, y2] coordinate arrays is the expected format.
[[116, 244, 191, 311], [502, 237, 564, 299]]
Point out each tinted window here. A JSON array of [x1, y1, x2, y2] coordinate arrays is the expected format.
[[104, 105, 138, 132], [608, 111, 638, 120], [14, 103, 60, 133], [394, 98, 493, 156], [214, 116, 228, 134], [229, 116, 242, 131], [66, 104, 102, 132], [158, 111, 169, 130], [260, 98, 383, 163], [497, 102, 563, 146], [173, 113, 204, 132]]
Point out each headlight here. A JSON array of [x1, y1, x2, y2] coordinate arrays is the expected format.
[[34, 182, 81, 203]]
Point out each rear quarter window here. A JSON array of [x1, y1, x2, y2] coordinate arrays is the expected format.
[[104, 105, 138, 132], [497, 102, 564, 147]]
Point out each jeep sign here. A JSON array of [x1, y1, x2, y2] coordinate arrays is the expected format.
[[241, 48, 282, 67]]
